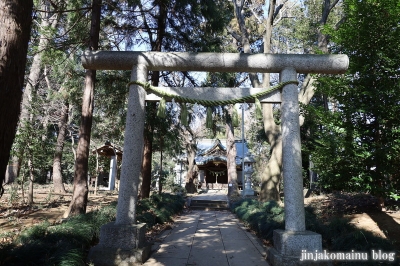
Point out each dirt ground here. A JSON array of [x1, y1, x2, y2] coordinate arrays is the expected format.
[[304, 192, 400, 254], [0, 184, 118, 241], [1, 185, 399, 256]]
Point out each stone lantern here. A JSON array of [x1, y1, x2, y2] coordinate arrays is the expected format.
[[242, 152, 255, 196]]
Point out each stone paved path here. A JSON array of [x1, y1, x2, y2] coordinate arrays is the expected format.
[[143, 190, 269, 266]]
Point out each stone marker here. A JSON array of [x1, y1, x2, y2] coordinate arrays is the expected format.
[[83, 51, 348, 266]]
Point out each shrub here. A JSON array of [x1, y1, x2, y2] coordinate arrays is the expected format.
[[231, 199, 395, 266], [231, 199, 285, 241], [0, 193, 184, 266]]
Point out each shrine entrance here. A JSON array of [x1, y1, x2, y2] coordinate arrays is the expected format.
[[202, 161, 228, 189], [195, 139, 245, 189], [84, 51, 348, 266]]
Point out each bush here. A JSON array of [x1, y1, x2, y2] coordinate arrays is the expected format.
[[0, 193, 184, 266], [231, 199, 395, 265], [231, 199, 285, 241]]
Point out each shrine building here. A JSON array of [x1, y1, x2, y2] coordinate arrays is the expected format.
[[175, 139, 255, 190]]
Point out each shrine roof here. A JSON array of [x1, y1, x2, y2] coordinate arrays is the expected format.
[[92, 143, 123, 159], [195, 139, 251, 166]]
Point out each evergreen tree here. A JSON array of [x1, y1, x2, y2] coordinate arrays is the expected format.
[[132, 0, 232, 196], [309, 0, 400, 205], [64, 0, 102, 217]]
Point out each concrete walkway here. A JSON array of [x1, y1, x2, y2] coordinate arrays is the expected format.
[[143, 190, 270, 266]]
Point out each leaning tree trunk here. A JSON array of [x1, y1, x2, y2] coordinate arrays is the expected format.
[[52, 101, 69, 193], [0, 0, 33, 196], [64, 0, 101, 217], [259, 0, 339, 201]]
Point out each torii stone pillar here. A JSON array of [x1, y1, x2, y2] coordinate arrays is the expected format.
[[83, 51, 348, 266]]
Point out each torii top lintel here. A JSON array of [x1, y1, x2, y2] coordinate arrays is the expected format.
[[82, 51, 349, 74]]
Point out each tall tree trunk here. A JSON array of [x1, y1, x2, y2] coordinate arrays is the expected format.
[[52, 101, 69, 193], [226, 106, 239, 196], [8, 2, 59, 185], [158, 136, 163, 194], [140, 0, 167, 198], [184, 132, 197, 193], [259, 0, 339, 201], [258, 0, 284, 201], [0, 0, 33, 196], [140, 124, 153, 198], [27, 157, 34, 205], [260, 103, 282, 201], [185, 141, 196, 184], [232, 0, 274, 198], [64, 0, 101, 217]]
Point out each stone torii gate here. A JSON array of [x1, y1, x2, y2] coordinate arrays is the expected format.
[[84, 51, 348, 265]]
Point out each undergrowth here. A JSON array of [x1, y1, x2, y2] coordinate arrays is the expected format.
[[230, 199, 396, 265], [0, 193, 184, 266]]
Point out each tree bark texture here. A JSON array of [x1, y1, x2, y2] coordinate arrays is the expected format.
[[258, 0, 282, 201], [232, 0, 281, 201], [52, 101, 69, 193], [226, 106, 239, 196], [259, 0, 338, 201], [0, 0, 33, 196], [27, 157, 34, 205], [64, 0, 101, 217], [140, 123, 153, 198], [184, 135, 197, 194]]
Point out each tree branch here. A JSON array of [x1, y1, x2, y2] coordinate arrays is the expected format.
[[330, 0, 341, 11], [34, 7, 91, 14], [298, 74, 317, 126], [226, 26, 242, 43]]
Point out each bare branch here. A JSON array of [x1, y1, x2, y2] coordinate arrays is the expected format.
[[298, 74, 317, 105], [330, 0, 341, 11], [335, 16, 346, 30], [298, 74, 317, 126], [273, 1, 296, 25], [273, 4, 284, 20], [34, 7, 91, 14], [226, 26, 242, 43]]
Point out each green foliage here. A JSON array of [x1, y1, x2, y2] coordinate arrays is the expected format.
[[12, 101, 55, 184], [231, 199, 285, 240], [91, 70, 131, 142], [246, 106, 271, 187], [164, 0, 233, 52], [6, 184, 20, 206], [231, 199, 394, 265], [232, 106, 239, 127], [306, 0, 400, 199], [169, 183, 187, 196], [152, 104, 184, 155], [0, 193, 184, 265], [157, 97, 167, 118]]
